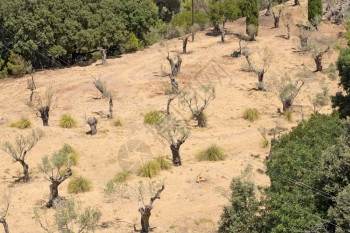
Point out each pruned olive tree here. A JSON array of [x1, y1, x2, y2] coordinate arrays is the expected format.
[[93, 78, 114, 119], [137, 183, 165, 233], [27, 74, 36, 104], [298, 26, 313, 51], [1, 128, 43, 182], [0, 191, 10, 233], [38, 150, 73, 208], [272, 4, 285, 28], [166, 53, 182, 92], [175, 24, 200, 54], [282, 11, 293, 40], [35, 199, 101, 232], [277, 76, 304, 112], [87, 117, 98, 135], [154, 116, 190, 166], [256, 47, 274, 91], [242, 43, 255, 72], [32, 87, 55, 126], [310, 37, 334, 72], [180, 84, 215, 127]]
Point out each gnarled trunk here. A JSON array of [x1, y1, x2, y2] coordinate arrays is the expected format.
[[87, 117, 98, 135], [140, 206, 151, 232], [245, 54, 254, 72], [287, 25, 290, 40], [100, 48, 107, 64], [19, 160, 30, 183], [315, 54, 323, 72], [167, 54, 182, 77], [46, 181, 59, 208], [170, 144, 181, 166], [265, 1, 272, 16], [221, 30, 225, 43], [274, 15, 280, 28], [195, 112, 206, 127], [39, 106, 50, 126], [258, 69, 267, 91], [282, 99, 293, 112], [108, 97, 113, 119], [0, 217, 9, 233], [183, 36, 189, 54], [213, 24, 220, 33]]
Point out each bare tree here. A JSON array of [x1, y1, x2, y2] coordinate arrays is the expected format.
[[283, 12, 293, 40], [38, 151, 72, 208], [154, 116, 190, 166], [1, 128, 43, 182], [256, 47, 274, 91], [0, 191, 10, 233], [310, 37, 333, 72], [166, 53, 182, 92], [176, 24, 200, 54], [27, 74, 36, 104], [278, 76, 304, 112], [138, 185, 165, 233], [87, 117, 98, 135], [32, 87, 55, 126], [180, 84, 215, 127], [265, 0, 272, 16], [272, 5, 284, 28], [242, 43, 255, 72]]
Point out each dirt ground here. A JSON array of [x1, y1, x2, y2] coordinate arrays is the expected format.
[[0, 0, 346, 232]]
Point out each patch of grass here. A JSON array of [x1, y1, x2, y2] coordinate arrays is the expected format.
[[155, 156, 172, 170], [67, 175, 92, 194], [113, 119, 122, 126], [260, 138, 269, 148], [328, 73, 337, 81], [256, 168, 265, 174], [144, 110, 164, 125], [9, 117, 32, 129], [283, 110, 293, 122], [196, 144, 227, 161], [138, 160, 161, 178], [242, 108, 260, 122], [115, 169, 131, 183], [59, 114, 77, 128], [59, 144, 79, 166], [169, 224, 176, 229]]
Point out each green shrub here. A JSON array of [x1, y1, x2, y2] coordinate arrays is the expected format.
[[113, 119, 122, 126], [171, 11, 210, 30], [115, 169, 131, 183], [9, 117, 32, 129], [308, 0, 323, 25], [155, 156, 172, 170], [59, 114, 77, 128], [138, 160, 161, 178], [0, 59, 7, 79], [283, 110, 293, 122], [243, 108, 260, 122], [124, 33, 139, 52], [59, 144, 79, 166], [7, 52, 30, 76], [144, 110, 164, 125], [196, 144, 227, 161], [67, 175, 92, 194], [260, 138, 269, 148]]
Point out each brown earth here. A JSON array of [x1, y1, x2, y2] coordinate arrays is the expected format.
[[0, 0, 346, 232]]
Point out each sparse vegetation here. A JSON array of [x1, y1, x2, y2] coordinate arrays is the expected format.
[[9, 117, 32, 129], [196, 144, 227, 161], [59, 114, 77, 128], [243, 108, 260, 122], [59, 143, 79, 166], [67, 175, 92, 194], [144, 110, 164, 125], [115, 169, 131, 183], [113, 118, 122, 126], [155, 156, 172, 170], [283, 110, 293, 121], [138, 160, 161, 178]]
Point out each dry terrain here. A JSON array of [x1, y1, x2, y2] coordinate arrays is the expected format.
[[0, 0, 346, 232]]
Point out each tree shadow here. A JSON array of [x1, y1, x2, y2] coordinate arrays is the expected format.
[[133, 224, 156, 232]]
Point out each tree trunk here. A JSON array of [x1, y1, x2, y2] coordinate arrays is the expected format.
[[287, 25, 290, 40], [294, 0, 300, 5], [19, 160, 30, 183], [245, 55, 254, 72], [214, 24, 220, 33], [170, 76, 178, 92], [170, 144, 181, 166], [167, 96, 176, 115], [87, 117, 98, 135], [140, 207, 151, 232], [196, 112, 207, 127], [183, 36, 189, 54], [257, 69, 267, 91], [265, 1, 272, 16], [100, 48, 107, 65], [108, 97, 113, 119], [46, 181, 59, 208], [282, 99, 293, 112], [0, 217, 9, 233], [300, 37, 308, 49], [29, 90, 34, 103], [167, 55, 182, 77], [315, 54, 323, 72], [221, 30, 225, 43], [39, 106, 50, 126], [274, 16, 280, 28]]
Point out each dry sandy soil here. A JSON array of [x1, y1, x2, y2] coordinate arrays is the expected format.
[[0, 0, 346, 232]]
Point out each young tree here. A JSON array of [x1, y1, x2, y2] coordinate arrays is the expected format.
[[311, 87, 329, 113], [166, 53, 182, 92], [137, 184, 165, 233], [308, 0, 323, 26], [277, 75, 304, 112], [282, 11, 293, 40], [1, 128, 43, 182], [87, 117, 98, 135], [35, 199, 102, 232], [310, 37, 333, 72], [328, 184, 350, 233], [0, 191, 10, 233], [176, 24, 200, 54], [180, 84, 215, 127], [332, 48, 350, 118], [298, 26, 312, 51], [27, 74, 36, 104], [154, 116, 190, 166], [256, 47, 273, 91], [272, 4, 284, 28], [32, 87, 55, 126], [38, 150, 73, 208]]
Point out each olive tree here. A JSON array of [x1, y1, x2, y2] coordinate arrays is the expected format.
[[180, 84, 215, 127], [32, 87, 55, 126], [166, 53, 182, 92], [1, 128, 43, 182], [256, 47, 274, 91], [242, 43, 255, 72], [176, 24, 200, 54], [282, 11, 293, 40], [38, 150, 73, 208], [0, 191, 10, 233], [154, 116, 190, 166], [278, 76, 304, 112], [310, 87, 329, 113], [93, 78, 113, 119], [310, 37, 333, 72]]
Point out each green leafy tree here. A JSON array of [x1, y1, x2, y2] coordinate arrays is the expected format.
[[332, 47, 350, 118], [240, 0, 259, 37], [208, 0, 242, 30], [218, 166, 260, 233], [153, 0, 181, 22], [6, 52, 30, 76], [328, 184, 350, 233], [308, 0, 323, 26]]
